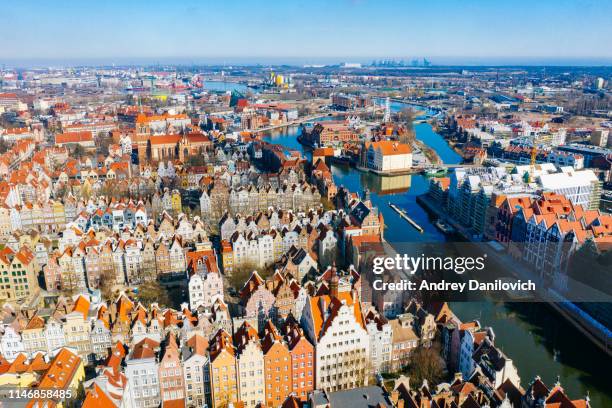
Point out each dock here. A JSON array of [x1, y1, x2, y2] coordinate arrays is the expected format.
[[388, 202, 424, 233]]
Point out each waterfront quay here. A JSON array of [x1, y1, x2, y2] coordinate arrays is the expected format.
[[262, 110, 611, 407], [417, 193, 612, 356]]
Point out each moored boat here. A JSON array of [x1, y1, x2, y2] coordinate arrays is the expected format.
[[435, 219, 455, 234]]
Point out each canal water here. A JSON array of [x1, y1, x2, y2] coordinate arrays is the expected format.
[[204, 80, 249, 93], [261, 112, 611, 406]]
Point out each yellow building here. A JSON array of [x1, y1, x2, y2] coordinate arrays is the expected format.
[[0, 246, 39, 302], [0, 206, 11, 239], [209, 330, 239, 408], [30, 348, 86, 408], [52, 200, 66, 230], [171, 190, 182, 213], [0, 353, 49, 388], [63, 296, 92, 361], [220, 241, 233, 275]]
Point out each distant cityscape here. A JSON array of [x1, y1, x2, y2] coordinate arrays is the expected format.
[[3, 0, 612, 403], [0, 58, 610, 408]]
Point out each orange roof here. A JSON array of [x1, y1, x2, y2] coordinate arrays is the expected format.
[[7, 353, 30, 374], [116, 294, 134, 324], [309, 291, 365, 340], [186, 249, 220, 274], [313, 147, 334, 157], [72, 295, 90, 320], [25, 315, 45, 331], [55, 131, 93, 144], [350, 234, 382, 248], [83, 384, 116, 408], [209, 330, 235, 362], [162, 399, 185, 408], [234, 322, 260, 354], [186, 133, 212, 143], [239, 271, 265, 300], [38, 348, 82, 390], [186, 334, 209, 356], [150, 134, 182, 145], [433, 177, 450, 189], [367, 140, 412, 155], [131, 338, 160, 360], [30, 353, 50, 372], [15, 247, 34, 265]]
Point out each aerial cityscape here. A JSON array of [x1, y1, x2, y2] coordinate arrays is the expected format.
[[0, 1, 610, 408]]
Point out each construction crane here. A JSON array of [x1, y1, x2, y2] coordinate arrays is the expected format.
[[530, 145, 537, 167], [524, 144, 538, 183]]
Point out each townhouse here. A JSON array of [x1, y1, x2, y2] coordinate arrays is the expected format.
[[234, 321, 265, 408], [301, 273, 370, 391], [182, 334, 210, 408], [208, 329, 239, 408], [126, 338, 162, 408]]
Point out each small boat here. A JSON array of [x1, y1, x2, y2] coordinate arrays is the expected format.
[[435, 219, 455, 234], [425, 167, 448, 177], [329, 155, 351, 165]]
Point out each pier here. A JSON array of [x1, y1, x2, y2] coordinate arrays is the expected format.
[[388, 202, 424, 233]]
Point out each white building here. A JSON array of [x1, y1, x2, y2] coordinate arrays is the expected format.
[[0, 326, 25, 361], [45, 317, 67, 353], [126, 339, 161, 408], [301, 287, 370, 391], [119, 134, 133, 155], [188, 271, 223, 310], [546, 151, 584, 169], [91, 318, 112, 359], [473, 338, 521, 388], [318, 230, 338, 269], [537, 168, 600, 209], [365, 310, 392, 373], [365, 141, 412, 173], [234, 323, 265, 408]]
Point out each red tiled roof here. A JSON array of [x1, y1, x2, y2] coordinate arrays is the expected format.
[[55, 131, 93, 144]]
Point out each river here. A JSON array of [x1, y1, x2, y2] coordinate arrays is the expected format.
[[261, 108, 611, 406], [204, 80, 249, 93]]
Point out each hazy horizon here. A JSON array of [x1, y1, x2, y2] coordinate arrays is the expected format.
[[2, 56, 612, 69], [2, 0, 611, 68]]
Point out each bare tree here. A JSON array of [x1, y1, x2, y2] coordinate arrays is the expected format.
[[403, 341, 446, 386]]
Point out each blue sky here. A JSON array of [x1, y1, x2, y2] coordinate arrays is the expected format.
[[1, 0, 611, 65]]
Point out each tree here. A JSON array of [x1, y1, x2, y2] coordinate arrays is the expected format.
[[98, 268, 117, 301], [97, 131, 113, 155], [72, 144, 86, 158], [186, 154, 206, 167], [396, 107, 416, 144], [227, 262, 261, 292], [66, 381, 86, 408], [136, 279, 171, 307], [146, 139, 152, 161], [402, 342, 446, 386], [0, 138, 10, 154]]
